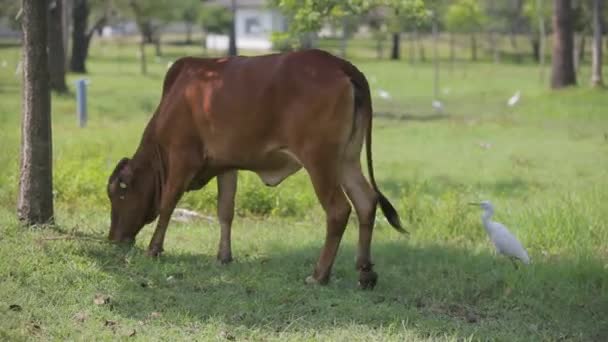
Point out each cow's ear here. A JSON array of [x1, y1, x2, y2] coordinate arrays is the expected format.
[[109, 157, 132, 189], [117, 162, 134, 189]]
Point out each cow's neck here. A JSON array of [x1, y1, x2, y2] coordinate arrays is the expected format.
[[131, 133, 166, 218]]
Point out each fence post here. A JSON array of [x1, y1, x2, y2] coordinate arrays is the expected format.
[[75, 78, 87, 127]]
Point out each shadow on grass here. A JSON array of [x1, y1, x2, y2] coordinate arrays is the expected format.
[[76, 232, 608, 340]]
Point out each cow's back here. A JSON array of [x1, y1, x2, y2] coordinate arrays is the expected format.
[[154, 50, 358, 170]]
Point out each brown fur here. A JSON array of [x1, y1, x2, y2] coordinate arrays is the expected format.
[[107, 49, 403, 288]]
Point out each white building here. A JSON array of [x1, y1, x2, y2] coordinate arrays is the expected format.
[[205, 0, 287, 51]]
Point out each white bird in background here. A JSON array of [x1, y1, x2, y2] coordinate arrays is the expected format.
[[432, 100, 444, 112], [469, 200, 530, 268], [377, 89, 391, 100], [507, 90, 521, 107]]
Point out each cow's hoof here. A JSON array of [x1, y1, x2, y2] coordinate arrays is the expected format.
[[358, 270, 378, 290], [147, 247, 163, 257], [217, 253, 233, 265], [305, 275, 329, 286]]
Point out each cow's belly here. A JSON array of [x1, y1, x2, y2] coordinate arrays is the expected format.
[[253, 148, 302, 187]]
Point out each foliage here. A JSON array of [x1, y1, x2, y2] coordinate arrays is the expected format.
[[0, 0, 21, 30], [178, 0, 201, 24], [522, 0, 552, 34], [199, 4, 232, 34], [444, 0, 485, 33]]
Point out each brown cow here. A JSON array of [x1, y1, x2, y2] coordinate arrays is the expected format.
[[107, 49, 404, 289]]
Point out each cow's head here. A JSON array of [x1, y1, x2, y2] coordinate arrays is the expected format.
[[107, 157, 159, 244]]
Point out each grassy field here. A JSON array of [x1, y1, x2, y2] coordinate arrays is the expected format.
[[1, 41, 607, 341]]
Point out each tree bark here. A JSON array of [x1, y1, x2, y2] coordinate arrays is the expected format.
[[531, 35, 540, 62], [48, 0, 67, 93], [591, 0, 603, 87], [339, 17, 348, 58], [489, 31, 500, 63], [538, 0, 546, 83], [470, 33, 477, 61], [449, 31, 455, 71], [70, 0, 89, 72], [62, 0, 71, 69], [390, 32, 400, 60], [574, 34, 585, 71], [19, 0, 54, 225], [70, 0, 105, 73], [185, 22, 193, 44], [432, 17, 439, 100], [139, 38, 147, 75], [228, 0, 237, 56], [551, 0, 576, 88], [418, 32, 426, 62], [154, 37, 162, 57]]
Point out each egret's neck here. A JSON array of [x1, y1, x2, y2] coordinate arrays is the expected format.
[[482, 209, 494, 227]]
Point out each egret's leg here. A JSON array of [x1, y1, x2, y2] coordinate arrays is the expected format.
[[509, 257, 519, 270]]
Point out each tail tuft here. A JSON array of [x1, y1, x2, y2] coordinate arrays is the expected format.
[[378, 192, 407, 234]]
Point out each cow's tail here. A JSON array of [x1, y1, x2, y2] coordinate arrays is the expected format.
[[345, 62, 406, 234]]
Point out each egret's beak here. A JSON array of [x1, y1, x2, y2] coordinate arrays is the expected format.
[[468, 202, 480, 206]]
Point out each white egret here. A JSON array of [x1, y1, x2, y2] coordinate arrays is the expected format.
[[507, 90, 521, 107], [469, 200, 530, 267], [432, 100, 443, 112], [377, 89, 391, 100]]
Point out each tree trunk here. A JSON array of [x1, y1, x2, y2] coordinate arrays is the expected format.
[[408, 31, 415, 64], [154, 37, 162, 57], [449, 31, 455, 71], [139, 38, 147, 75], [339, 17, 348, 58], [574, 34, 585, 70], [375, 33, 384, 59], [62, 0, 71, 70], [48, 0, 67, 93], [418, 33, 426, 62], [391, 32, 400, 60], [471, 33, 477, 61], [432, 18, 439, 100], [19, 0, 54, 225], [185, 22, 193, 44], [591, 0, 603, 87], [538, 0, 546, 83], [531, 37, 540, 62], [228, 0, 237, 56], [489, 31, 500, 63], [70, 0, 89, 73], [551, 0, 576, 88]]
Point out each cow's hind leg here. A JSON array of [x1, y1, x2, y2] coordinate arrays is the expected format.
[[304, 157, 351, 285], [216, 170, 237, 264], [342, 161, 379, 289]]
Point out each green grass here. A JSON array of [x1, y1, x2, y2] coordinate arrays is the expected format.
[[1, 41, 607, 341]]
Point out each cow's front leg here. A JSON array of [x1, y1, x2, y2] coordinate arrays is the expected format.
[[216, 170, 237, 264], [147, 159, 192, 257]]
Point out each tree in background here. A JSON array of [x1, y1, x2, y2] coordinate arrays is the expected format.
[[445, 0, 485, 61], [126, 0, 174, 74], [551, 0, 576, 88], [180, 0, 201, 44], [19, 0, 54, 225], [228, 0, 237, 56], [590, 0, 603, 87], [385, 0, 426, 61], [70, 0, 109, 73], [270, 0, 374, 50], [200, 3, 233, 55], [48, 0, 68, 92], [523, 0, 551, 63]]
